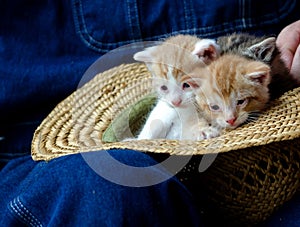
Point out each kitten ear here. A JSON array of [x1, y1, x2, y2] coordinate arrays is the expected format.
[[244, 37, 276, 62], [245, 65, 271, 86], [192, 39, 220, 64], [133, 46, 158, 62]]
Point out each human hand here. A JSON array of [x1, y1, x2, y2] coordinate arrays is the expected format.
[[276, 20, 300, 83]]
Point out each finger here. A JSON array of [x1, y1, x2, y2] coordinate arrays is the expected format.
[[276, 20, 300, 69], [276, 35, 295, 69], [279, 47, 294, 70], [290, 44, 300, 83], [276, 21, 300, 52]]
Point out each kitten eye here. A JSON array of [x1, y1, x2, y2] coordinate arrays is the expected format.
[[237, 99, 248, 107], [237, 100, 245, 105], [210, 104, 221, 111], [182, 82, 190, 90], [160, 85, 168, 91]]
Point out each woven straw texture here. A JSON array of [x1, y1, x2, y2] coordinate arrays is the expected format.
[[32, 63, 300, 225]]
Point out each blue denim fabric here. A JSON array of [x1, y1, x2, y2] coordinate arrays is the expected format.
[[73, 0, 299, 51], [0, 150, 203, 226]]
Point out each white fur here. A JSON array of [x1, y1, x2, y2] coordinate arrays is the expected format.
[[137, 99, 203, 140], [192, 39, 220, 63], [133, 46, 159, 62]]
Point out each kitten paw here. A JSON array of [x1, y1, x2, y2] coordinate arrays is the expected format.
[[200, 127, 220, 139]]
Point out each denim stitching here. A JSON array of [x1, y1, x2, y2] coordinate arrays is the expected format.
[[72, 0, 143, 52], [72, 0, 99, 51], [126, 0, 142, 40], [16, 197, 42, 227], [126, 0, 134, 39], [72, 0, 296, 53], [183, 0, 189, 31], [9, 197, 43, 227], [239, 0, 247, 28], [72, 0, 120, 51], [189, 0, 197, 29], [73, 0, 294, 46], [183, 0, 196, 32]]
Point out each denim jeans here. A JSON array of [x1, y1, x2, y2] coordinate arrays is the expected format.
[[0, 150, 203, 226]]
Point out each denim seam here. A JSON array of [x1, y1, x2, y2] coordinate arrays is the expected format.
[[126, 0, 142, 40], [126, 0, 135, 39], [183, 0, 196, 32], [72, 0, 143, 52], [72, 0, 98, 51], [72, 0, 296, 53], [8, 197, 43, 227], [239, 0, 247, 28]]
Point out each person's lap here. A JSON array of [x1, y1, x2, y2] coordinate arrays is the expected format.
[[0, 149, 202, 226]]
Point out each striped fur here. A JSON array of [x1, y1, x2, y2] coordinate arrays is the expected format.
[[192, 54, 271, 129], [217, 33, 297, 99]]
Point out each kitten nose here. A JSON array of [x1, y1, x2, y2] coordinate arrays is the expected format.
[[226, 117, 237, 126], [171, 99, 182, 107]]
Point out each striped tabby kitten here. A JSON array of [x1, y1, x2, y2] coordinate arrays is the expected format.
[[217, 33, 298, 100], [133, 34, 220, 140]]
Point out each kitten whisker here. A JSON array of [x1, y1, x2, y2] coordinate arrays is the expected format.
[[245, 118, 257, 124], [248, 111, 261, 118]]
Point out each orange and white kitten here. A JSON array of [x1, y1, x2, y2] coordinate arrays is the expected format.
[[133, 34, 220, 140], [190, 54, 271, 136]]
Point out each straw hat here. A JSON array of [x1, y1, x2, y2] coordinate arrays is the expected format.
[[32, 62, 300, 225]]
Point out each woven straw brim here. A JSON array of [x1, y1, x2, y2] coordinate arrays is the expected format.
[[32, 63, 300, 161]]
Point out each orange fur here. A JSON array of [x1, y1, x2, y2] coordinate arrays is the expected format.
[[192, 54, 271, 129], [146, 35, 206, 81]]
